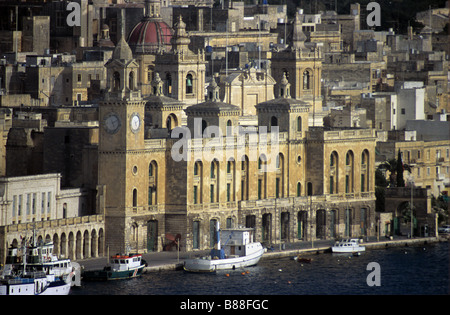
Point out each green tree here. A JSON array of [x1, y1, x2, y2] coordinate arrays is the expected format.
[[379, 158, 398, 187], [432, 194, 449, 225], [396, 149, 405, 187]]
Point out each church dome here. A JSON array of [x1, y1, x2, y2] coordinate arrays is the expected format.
[[127, 18, 173, 54]]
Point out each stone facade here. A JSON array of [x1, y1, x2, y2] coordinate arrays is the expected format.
[[96, 39, 377, 254]]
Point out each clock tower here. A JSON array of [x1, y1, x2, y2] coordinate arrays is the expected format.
[[98, 32, 146, 254]]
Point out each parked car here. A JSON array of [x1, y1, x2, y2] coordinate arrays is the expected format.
[[438, 225, 450, 234]]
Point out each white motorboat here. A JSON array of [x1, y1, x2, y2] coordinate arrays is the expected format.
[[2, 241, 81, 287], [0, 271, 71, 295], [331, 238, 366, 253], [1, 240, 72, 295], [184, 225, 265, 272]]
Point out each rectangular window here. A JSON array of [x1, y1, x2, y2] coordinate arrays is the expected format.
[[330, 176, 334, 194], [12, 195, 17, 217], [227, 183, 231, 202], [345, 175, 350, 193], [148, 187, 153, 205], [193, 186, 198, 204], [42, 192, 45, 213], [47, 192, 51, 213], [210, 185, 214, 203], [275, 178, 280, 198], [26, 194, 30, 215], [32, 193, 36, 214], [361, 174, 365, 192], [193, 221, 200, 249], [18, 195, 22, 216], [258, 179, 262, 200]]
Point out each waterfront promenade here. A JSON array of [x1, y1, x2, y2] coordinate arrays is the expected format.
[[76, 236, 447, 274]]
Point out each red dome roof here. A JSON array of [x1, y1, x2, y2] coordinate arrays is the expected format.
[[127, 18, 173, 54]]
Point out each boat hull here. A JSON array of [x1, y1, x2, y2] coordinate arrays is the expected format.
[[39, 280, 71, 295], [0, 279, 71, 295], [331, 246, 366, 253], [82, 265, 145, 281], [184, 246, 265, 272]]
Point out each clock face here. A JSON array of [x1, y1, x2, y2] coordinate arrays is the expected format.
[[130, 112, 141, 133], [104, 112, 121, 134]]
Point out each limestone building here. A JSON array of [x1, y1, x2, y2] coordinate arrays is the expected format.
[[97, 40, 377, 254], [0, 173, 104, 264], [270, 14, 323, 125]]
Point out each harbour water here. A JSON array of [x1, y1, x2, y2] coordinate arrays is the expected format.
[[71, 241, 449, 295]]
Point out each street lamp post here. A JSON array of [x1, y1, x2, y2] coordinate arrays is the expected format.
[[409, 175, 414, 238]]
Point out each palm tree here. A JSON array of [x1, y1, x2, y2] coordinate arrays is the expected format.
[[378, 158, 398, 187]]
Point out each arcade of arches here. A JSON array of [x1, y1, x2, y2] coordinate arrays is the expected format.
[[2, 216, 105, 262]]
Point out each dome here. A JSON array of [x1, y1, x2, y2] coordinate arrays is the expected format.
[[127, 18, 173, 54]]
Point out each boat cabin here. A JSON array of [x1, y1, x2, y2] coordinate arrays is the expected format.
[[335, 239, 361, 247], [109, 254, 143, 271], [219, 228, 256, 258], [220, 228, 254, 246], [27, 243, 55, 263]]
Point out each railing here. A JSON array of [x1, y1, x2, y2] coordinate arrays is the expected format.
[[6, 214, 104, 232]]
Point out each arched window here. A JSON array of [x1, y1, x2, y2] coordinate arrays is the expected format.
[[166, 73, 172, 95], [241, 155, 249, 200], [303, 70, 311, 90], [330, 151, 339, 194], [297, 116, 302, 132], [307, 182, 313, 196], [129, 71, 134, 90], [345, 150, 354, 193], [361, 149, 370, 192], [297, 182, 301, 197], [186, 74, 193, 94], [210, 161, 215, 178], [113, 71, 120, 91], [132, 189, 138, 208], [194, 162, 199, 176], [330, 151, 338, 167], [201, 119, 207, 135], [166, 113, 178, 131], [270, 116, 278, 132], [148, 161, 157, 205], [193, 160, 203, 204], [258, 155, 267, 171], [226, 120, 232, 136]]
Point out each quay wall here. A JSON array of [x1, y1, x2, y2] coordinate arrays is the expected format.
[[262, 237, 444, 260], [140, 237, 446, 273]]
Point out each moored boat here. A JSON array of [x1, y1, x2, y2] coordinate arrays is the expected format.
[[0, 271, 71, 295], [2, 242, 81, 287], [184, 224, 265, 273], [331, 238, 366, 253], [82, 253, 147, 281]]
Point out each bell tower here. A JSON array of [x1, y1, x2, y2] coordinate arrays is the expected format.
[[98, 21, 147, 254], [271, 13, 322, 122]]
